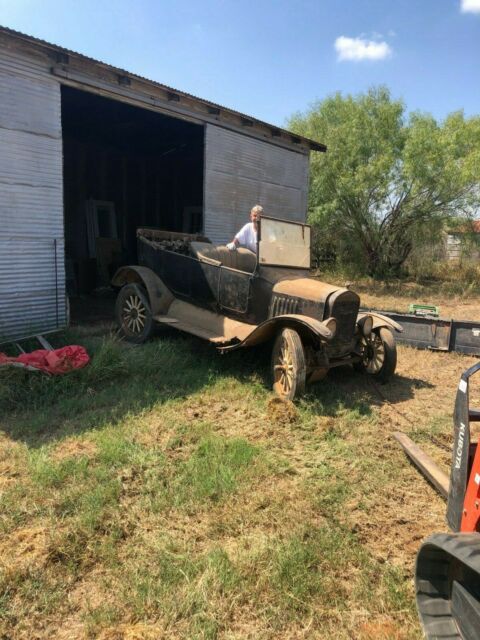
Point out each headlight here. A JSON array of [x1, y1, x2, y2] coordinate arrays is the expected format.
[[358, 315, 373, 336]]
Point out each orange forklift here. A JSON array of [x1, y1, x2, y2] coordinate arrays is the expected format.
[[416, 362, 480, 638]]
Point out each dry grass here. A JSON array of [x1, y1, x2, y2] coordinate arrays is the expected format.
[[320, 272, 480, 320], [1, 322, 476, 639]]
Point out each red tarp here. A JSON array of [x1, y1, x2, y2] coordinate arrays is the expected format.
[[0, 345, 90, 375]]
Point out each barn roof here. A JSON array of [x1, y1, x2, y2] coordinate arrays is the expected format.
[[0, 25, 326, 153]]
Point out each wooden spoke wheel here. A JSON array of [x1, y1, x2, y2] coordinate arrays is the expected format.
[[271, 328, 306, 400], [354, 327, 397, 382], [115, 284, 155, 344]]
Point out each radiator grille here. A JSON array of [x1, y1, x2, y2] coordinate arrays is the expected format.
[[330, 297, 359, 343], [270, 295, 299, 317]]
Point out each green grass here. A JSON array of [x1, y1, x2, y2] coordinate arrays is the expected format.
[[0, 325, 430, 639], [173, 436, 260, 505]]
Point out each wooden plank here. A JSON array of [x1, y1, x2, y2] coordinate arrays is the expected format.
[[393, 431, 450, 499]]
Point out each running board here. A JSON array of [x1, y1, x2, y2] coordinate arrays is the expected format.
[[154, 300, 254, 345]]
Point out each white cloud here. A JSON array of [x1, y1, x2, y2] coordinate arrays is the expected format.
[[334, 36, 392, 62], [461, 0, 480, 12]]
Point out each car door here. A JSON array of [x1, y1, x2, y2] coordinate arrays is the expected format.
[[218, 266, 251, 315]]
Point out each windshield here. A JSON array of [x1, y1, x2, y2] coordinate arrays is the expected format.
[[258, 217, 311, 268]]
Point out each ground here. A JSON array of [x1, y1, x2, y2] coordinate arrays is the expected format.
[[1, 303, 479, 639]]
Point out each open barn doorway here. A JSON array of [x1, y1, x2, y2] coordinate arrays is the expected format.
[[61, 85, 204, 308]]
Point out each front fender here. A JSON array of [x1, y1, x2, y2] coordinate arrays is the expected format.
[[219, 314, 335, 352], [111, 266, 174, 316], [357, 311, 403, 333]]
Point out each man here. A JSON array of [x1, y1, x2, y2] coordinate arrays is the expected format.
[[226, 205, 263, 253]]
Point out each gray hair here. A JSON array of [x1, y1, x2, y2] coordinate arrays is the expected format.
[[251, 205, 263, 215]]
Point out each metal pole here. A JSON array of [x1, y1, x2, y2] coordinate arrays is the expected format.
[[54, 238, 59, 328]]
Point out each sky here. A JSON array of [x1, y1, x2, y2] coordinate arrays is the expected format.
[[0, 0, 479, 127]]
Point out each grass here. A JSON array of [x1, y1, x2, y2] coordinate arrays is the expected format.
[[0, 321, 460, 639]]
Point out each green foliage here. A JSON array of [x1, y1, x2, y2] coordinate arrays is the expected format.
[[289, 86, 480, 276]]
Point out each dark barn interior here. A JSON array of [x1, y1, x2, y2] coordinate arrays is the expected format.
[[61, 86, 204, 295]]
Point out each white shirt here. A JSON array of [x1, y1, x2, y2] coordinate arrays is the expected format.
[[235, 222, 257, 253]]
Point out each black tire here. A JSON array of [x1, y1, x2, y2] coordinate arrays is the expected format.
[[416, 532, 480, 640], [271, 328, 306, 400], [354, 327, 397, 382], [115, 283, 155, 344]]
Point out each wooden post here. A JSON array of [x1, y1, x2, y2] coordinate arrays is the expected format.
[[393, 431, 450, 499]]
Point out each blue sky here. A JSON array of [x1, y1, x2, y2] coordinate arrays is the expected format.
[[0, 0, 478, 126]]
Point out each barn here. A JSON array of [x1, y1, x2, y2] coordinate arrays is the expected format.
[[0, 26, 325, 344]]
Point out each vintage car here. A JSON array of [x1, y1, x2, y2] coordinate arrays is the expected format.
[[112, 216, 402, 399]]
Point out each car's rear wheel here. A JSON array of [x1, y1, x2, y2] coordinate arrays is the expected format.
[[116, 283, 155, 344], [271, 328, 306, 400], [354, 327, 396, 382]]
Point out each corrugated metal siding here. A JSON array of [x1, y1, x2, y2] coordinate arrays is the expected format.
[[0, 48, 65, 343], [0, 69, 62, 136], [0, 238, 65, 342], [204, 124, 309, 244]]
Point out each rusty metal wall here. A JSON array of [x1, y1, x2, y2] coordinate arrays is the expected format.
[[203, 124, 309, 244], [0, 48, 66, 343]]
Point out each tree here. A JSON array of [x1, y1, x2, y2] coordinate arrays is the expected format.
[[288, 87, 480, 277]]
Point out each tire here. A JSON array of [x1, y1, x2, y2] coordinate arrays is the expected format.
[[115, 283, 155, 344], [354, 327, 397, 382], [271, 328, 306, 400], [416, 532, 480, 640]]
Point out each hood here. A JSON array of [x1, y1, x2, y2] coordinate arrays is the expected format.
[[272, 277, 342, 304]]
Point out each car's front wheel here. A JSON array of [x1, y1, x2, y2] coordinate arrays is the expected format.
[[354, 327, 397, 382], [115, 283, 155, 344], [271, 328, 306, 400]]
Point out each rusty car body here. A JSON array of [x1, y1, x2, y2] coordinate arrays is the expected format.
[[112, 216, 402, 399]]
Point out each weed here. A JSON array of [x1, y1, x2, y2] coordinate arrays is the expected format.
[[269, 525, 359, 616], [83, 603, 120, 638], [29, 452, 91, 489], [173, 436, 260, 506]]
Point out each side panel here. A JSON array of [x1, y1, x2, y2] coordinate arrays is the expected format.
[[0, 48, 65, 343], [218, 268, 250, 314], [203, 124, 309, 244]]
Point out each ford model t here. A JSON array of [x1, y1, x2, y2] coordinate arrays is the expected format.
[[112, 216, 402, 399]]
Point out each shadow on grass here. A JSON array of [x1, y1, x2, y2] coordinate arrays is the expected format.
[[301, 366, 434, 419], [1, 321, 432, 447], [0, 326, 272, 447]]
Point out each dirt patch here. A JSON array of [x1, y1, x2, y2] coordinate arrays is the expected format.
[[0, 458, 22, 491], [207, 473, 322, 547], [98, 626, 165, 640], [266, 397, 299, 425], [357, 619, 411, 640], [315, 415, 336, 433], [0, 438, 25, 491], [183, 398, 228, 422], [53, 439, 97, 461], [51, 569, 118, 640], [349, 490, 438, 569], [0, 526, 50, 577], [180, 395, 278, 444]]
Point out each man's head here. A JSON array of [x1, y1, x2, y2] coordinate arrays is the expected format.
[[250, 205, 263, 223]]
